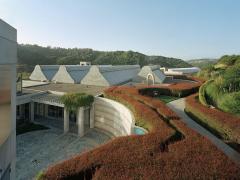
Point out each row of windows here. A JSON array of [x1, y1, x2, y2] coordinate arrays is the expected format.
[[34, 103, 63, 119]]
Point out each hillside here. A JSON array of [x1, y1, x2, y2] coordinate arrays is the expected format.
[[17, 44, 191, 72], [197, 55, 240, 116], [188, 58, 217, 69]]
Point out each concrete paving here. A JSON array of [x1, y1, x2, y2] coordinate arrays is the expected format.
[[167, 98, 240, 165], [16, 128, 111, 180]]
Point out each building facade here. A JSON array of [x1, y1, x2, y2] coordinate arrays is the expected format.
[[0, 19, 17, 180]]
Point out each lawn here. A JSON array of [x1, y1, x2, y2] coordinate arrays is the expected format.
[[156, 95, 179, 103]]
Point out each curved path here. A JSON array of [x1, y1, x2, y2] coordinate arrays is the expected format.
[[167, 98, 240, 165]]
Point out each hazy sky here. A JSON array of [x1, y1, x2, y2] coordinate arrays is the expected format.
[[1, 0, 240, 60]]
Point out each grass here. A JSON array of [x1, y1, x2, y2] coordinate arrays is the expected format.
[[17, 122, 49, 135], [156, 95, 179, 103]]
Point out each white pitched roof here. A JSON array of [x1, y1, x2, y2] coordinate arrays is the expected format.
[[29, 65, 59, 81], [138, 65, 166, 83], [52, 65, 90, 84], [81, 65, 140, 86], [167, 67, 200, 74]]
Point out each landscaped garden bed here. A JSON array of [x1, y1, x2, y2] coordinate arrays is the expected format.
[[138, 80, 202, 97], [185, 93, 240, 152], [39, 86, 240, 180], [155, 95, 179, 103]]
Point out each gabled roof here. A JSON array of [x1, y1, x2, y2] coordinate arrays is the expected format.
[[138, 65, 166, 83], [52, 65, 90, 84], [29, 65, 59, 81], [167, 67, 200, 73], [81, 65, 140, 86]]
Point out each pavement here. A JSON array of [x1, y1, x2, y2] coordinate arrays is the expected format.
[[16, 128, 111, 180], [167, 98, 240, 165]]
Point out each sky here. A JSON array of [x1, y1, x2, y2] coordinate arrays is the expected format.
[[0, 0, 240, 60]]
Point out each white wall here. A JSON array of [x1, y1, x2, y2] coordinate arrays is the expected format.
[[94, 97, 135, 137], [0, 19, 17, 180]]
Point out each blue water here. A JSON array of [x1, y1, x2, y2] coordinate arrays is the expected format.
[[134, 127, 146, 135]]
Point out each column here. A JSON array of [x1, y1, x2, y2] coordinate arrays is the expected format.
[[30, 102, 34, 122], [77, 107, 85, 137], [64, 107, 69, 133], [90, 103, 95, 128], [44, 104, 48, 118], [19, 104, 24, 119]]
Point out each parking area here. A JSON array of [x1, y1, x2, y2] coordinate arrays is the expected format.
[[16, 128, 111, 180]]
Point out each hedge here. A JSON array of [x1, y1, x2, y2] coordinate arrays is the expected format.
[[60, 93, 94, 112], [185, 93, 240, 151], [199, 80, 214, 106], [138, 81, 202, 97], [40, 87, 240, 180]]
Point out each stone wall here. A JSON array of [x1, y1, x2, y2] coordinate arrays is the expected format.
[[94, 97, 135, 137]]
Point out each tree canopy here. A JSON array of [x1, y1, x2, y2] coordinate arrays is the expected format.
[[17, 44, 191, 72]]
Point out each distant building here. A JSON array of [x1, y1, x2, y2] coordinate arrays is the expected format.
[[160, 67, 200, 75], [52, 65, 90, 84], [137, 65, 166, 85], [0, 19, 17, 180], [17, 64, 140, 138], [29, 65, 59, 82], [29, 64, 140, 86], [80, 61, 91, 66], [81, 65, 140, 86]]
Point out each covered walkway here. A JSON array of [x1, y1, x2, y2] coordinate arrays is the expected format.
[[31, 93, 94, 136]]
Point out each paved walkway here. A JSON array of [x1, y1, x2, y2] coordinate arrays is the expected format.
[[167, 98, 240, 165], [16, 128, 111, 180]]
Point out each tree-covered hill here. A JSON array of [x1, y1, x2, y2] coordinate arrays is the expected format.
[[188, 58, 217, 69], [17, 44, 191, 72]]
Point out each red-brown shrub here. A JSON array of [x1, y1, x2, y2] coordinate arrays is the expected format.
[[185, 93, 240, 146], [138, 81, 202, 97], [41, 87, 240, 180]]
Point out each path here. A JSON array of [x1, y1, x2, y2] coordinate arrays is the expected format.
[[167, 98, 240, 165]]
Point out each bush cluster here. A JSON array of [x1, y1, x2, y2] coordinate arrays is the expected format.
[[139, 81, 202, 98], [60, 93, 94, 112], [41, 87, 240, 180]]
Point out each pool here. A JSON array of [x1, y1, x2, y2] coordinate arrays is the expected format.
[[134, 126, 147, 135]]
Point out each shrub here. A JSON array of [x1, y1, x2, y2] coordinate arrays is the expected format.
[[217, 92, 240, 115], [198, 80, 213, 106], [60, 93, 94, 112], [185, 94, 240, 146], [138, 81, 201, 98], [41, 87, 240, 180]]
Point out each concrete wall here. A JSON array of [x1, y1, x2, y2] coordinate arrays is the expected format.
[[0, 20, 17, 180], [94, 97, 135, 137]]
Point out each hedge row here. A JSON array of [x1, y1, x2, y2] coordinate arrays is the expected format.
[[185, 94, 240, 150], [41, 86, 240, 180], [198, 80, 214, 106], [139, 81, 202, 97], [171, 75, 206, 83]]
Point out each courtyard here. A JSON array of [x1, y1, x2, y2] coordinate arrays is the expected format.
[[16, 127, 111, 180]]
